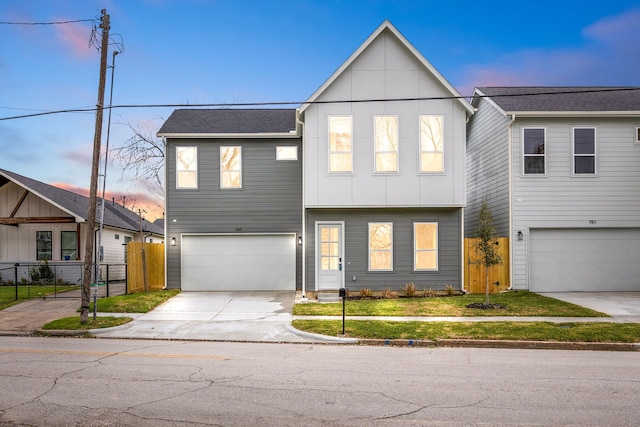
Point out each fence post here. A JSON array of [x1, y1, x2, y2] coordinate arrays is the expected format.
[[105, 264, 110, 297], [14, 263, 19, 301]]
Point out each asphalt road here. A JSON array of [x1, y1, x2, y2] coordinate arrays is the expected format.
[[1, 337, 639, 426]]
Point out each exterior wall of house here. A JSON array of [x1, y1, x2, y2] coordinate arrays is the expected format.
[[303, 29, 468, 208], [465, 98, 511, 236], [305, 208, 462, 291], [510, 117, 640, 289], [165, 137, 303, 289]]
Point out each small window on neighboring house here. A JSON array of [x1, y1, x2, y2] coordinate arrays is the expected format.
[[374, 115, 399, 173], [574, 128, 596, 174], [636, 127, 640, 144], [276, 146, 298, 161], [368, 222, 393, 271], [176, 146, 198, 189], [414, 223, 438, 271], [220, 146, 242, 189], [523, 128, 545, 174], [328, 115, 353, 173], [124, 236, 132, 264], [114, 234, 120, 240], [61, 231, 77, 260], [419, 115, 444, 173], [36, 231, 52, 261]]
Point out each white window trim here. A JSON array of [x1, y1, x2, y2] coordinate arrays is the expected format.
[[373, 115, 399, 174], [572, 127, 597, 176], [176, 146, 198, 189], [413, 222, 438, 271], [635, 127, 640, 144], [276, 146, 298, 161], [368, 222, 393, 272], [328, 115, 353, 174], [418, 114, 445, 174], [220, 146, 242, 189], [522, 127, 547, 176]]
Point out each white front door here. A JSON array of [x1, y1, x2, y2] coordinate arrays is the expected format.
[[316, 223, 344, 290]]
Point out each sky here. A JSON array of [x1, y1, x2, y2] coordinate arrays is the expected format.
[[1, 0, 639, 221]]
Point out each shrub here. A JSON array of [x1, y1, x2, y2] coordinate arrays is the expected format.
[[359, 288, 373, 298], [445, 284, 456, 295], [380, 288, 397, 299], [402, 282, 418, 297], [424, 288, 436, 298]]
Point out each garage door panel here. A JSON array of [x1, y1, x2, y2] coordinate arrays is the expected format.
[[181, 235, 295, 291], [530, 229, 640, 292]]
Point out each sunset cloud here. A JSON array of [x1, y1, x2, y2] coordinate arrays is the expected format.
[[54, 21, 94, 59]]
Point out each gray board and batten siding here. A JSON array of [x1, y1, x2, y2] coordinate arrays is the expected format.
[[306, 207, 462, 292]]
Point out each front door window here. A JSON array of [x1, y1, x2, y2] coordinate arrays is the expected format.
[[317, 223, 343, 290]]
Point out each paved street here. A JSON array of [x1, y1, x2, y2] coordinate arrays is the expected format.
[[1, 337, 639, 426]]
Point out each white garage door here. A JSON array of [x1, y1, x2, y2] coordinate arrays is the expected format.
[[529, 229, 640, 292], [181, 234, 296, 291]]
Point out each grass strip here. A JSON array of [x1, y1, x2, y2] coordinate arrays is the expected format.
[[90, 289, 180, 313], [0, 285, 77, 311], [292, 320, 640, 343], [42, 316, 132, 330]]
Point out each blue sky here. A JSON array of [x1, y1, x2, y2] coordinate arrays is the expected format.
[[1, 0, 639, 220]]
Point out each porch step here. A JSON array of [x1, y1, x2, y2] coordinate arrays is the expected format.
[[317, 292, 341, 303]]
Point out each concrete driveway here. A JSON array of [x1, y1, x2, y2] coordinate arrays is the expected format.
[[539, 292, 640, 316], [93, 291, 344, 343]]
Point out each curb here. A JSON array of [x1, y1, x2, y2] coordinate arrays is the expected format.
[[357, 338, 640, 351]]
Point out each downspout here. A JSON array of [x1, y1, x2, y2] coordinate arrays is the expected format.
[[507, 113, 516, 290], [162, 136, 168, 290], [296, 109, 307, 300]]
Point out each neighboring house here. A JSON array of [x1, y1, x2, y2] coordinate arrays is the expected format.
[[158, 20, 474, 293], [0, 168, 164, 283], [466, 87, 640, 292]]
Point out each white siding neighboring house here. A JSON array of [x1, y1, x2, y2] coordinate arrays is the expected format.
[[466, 87, 640, 292], [0, 168, 163, 284]]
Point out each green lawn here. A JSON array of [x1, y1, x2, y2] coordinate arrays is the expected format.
[[0, 284, 77, 311], [42, 316, 132, 331], [90, 289, 180, 313], [293, 291, 607, 317]]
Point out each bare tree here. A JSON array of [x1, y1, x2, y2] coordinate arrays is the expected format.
[[474, 199, 503, 305], [111, 120, 165, 199]]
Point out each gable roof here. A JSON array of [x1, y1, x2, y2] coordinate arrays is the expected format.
[[157, 108, 299, 138], [474, 87, 640, 116], [0, 168, 163, 235], [299, 20, 474, 115]]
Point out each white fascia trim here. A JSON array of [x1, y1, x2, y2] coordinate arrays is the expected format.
[[505, 111, 640, 118], [157, 132, 300, 139], [305, 204, 466, 209]]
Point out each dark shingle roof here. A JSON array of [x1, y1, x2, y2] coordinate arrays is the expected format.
[[477, 87, 640, 113], [0, 168, 163, 235], [157, 108, 298, 135]]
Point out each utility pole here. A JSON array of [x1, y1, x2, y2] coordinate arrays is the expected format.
[[81, 9, 110, 323]]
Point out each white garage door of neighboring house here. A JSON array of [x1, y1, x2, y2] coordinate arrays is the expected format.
[[529, 229, 640, 292], [181, 234, 296, 291]]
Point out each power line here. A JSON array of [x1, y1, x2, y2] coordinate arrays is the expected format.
[[0, 87, 639, 122], [0, 19, 96, 25]]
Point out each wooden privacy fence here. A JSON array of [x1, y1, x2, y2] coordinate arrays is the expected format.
[[464, 237, 510, 294], [127, 242, 165, 293]]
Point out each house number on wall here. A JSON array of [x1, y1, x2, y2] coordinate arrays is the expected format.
[[589, 220, 597, 224]]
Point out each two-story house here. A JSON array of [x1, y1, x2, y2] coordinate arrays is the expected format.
[[159, 21, 473, 294], [466, 87, 640, 292]]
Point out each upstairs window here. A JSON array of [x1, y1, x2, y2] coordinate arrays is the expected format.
[[36, 231, 52, 261], [523, 128, 545, 174], [368, 222, 393, 271], [414, 223, 438, 270], [220, 146, 242, 189], [276, 146, 298, 161], [61, 231, 77, 260], [573, 128, 596, 174], [374, 115, 398, 173], [328, 115, 353, 173], [176, 146, 198, 189], [419, 115, 444, 173]]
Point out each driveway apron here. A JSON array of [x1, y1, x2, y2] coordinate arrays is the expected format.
[[93, 291, 333, 343]]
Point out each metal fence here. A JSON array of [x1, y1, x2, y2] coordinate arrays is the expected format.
[[0, 262, 128, 304]]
